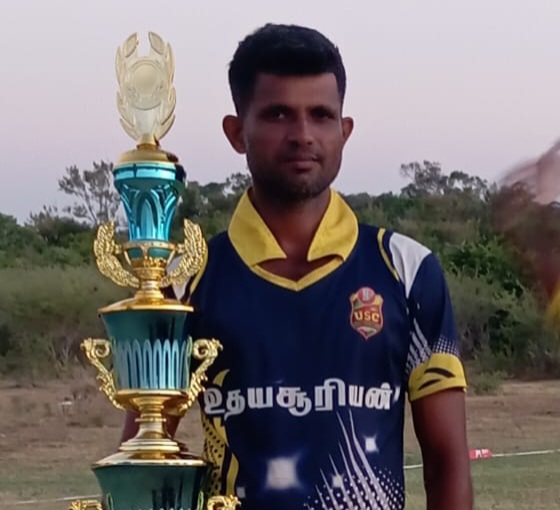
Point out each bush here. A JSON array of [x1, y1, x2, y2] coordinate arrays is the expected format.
[[0, 265, 130, 381], [447, 272, 560, 378], [465, 366, 506, 396]]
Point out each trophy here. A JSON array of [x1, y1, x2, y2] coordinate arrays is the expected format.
[[69, 32, 239, 510]]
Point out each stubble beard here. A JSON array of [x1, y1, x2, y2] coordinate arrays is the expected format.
[[250, 171, 333, 205], [248, 154, 341, 205]]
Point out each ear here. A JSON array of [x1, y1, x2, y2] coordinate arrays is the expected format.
[[341, 116, 354, 144], [222, 115, 246, 154]]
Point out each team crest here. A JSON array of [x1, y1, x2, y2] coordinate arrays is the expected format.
[[349, 287, 384, 340]]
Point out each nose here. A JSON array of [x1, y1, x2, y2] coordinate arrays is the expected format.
[[287, 117, 314, 146]]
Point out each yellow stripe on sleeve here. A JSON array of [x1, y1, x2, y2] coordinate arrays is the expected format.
[[408, 353, 467, 402]]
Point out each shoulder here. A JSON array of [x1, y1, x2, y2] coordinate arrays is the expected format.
[[207, 231, 230, 253], [362, 225, 435, 298]]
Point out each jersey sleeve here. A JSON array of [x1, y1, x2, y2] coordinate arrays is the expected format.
[[405, 252, 467, 401], [384, 231, 467, 402]]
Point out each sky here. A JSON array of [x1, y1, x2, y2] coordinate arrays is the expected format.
[[2, 1, 560, 222]]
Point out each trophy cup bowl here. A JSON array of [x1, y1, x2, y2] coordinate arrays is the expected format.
[[81, 311, 221, 456], [70, 32, 240, 510]]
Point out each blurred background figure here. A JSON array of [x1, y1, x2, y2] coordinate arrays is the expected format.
[[495, 140, 560, 321]]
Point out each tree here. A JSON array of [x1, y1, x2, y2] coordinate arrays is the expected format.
[[27, 205, 90, 245], [400, 160, 489, 200], [173, 172, 252, 239], [225, 172, 252, 195], [58, 161, 121, 226]]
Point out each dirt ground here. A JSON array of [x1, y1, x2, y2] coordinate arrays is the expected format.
[[1, 376, 560, 508]]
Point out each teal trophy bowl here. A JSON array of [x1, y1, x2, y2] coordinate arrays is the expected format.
[[100, 307, 192, 392], [113, 160, 186, 260], [93, 458, 209, 510]]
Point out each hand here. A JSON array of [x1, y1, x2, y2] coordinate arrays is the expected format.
[[500, 139, 560, 204]]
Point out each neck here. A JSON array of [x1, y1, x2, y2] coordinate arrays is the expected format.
[[249, 187, 331, 260]]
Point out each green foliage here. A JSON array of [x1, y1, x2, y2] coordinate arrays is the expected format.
[[446, 272, 560, 376], [172, 172, 252, 239], [445, 238, 525, 296], [1, 160, 559, 381], [0, 266, 130, 380]]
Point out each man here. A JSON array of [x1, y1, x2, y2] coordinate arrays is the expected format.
[[123, 23, 473, 510]]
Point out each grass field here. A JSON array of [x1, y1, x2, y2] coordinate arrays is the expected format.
[[1, 377, 559, 510]]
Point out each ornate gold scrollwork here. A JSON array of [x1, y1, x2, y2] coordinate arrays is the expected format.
[[93, 218, 206, 292], [81, 338, 124, 410], [68, 499, 103, 510], [93, 222, 139, 289], [207, 494, 241, 510], [176, 338, 222, 415], [159, 219, 206, 289]]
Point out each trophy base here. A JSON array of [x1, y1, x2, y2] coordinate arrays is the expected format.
[[92, 453, 209, 510], [86, 452, 240, 509]]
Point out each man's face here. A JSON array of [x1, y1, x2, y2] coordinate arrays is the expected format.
[[223, 73, 353, 203]]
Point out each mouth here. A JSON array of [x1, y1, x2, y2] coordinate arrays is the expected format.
[[281, 159, 319, 172], [281, 154, 320, 163]]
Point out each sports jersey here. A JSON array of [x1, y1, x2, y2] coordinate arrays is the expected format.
[[174, 189, 467, 510]]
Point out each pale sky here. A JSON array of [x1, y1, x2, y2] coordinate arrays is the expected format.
[[2, 1, 560, 222]]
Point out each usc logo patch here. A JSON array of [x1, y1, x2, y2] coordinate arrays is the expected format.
[[349, 287, 384, 340]]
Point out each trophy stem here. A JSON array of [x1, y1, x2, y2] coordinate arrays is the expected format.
[[119, 395, 181, 456], [137, 134, 158, 147], [134, 279, 165, 301]]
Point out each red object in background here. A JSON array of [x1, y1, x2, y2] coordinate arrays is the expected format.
[[469, 448, 493, 460]]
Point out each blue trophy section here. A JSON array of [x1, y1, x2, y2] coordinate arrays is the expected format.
[[113, 160, 186, 260], [100, 308, 192, 392]]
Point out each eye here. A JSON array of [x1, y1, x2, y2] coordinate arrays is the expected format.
[[260, 105, 290, 121], [311, 106, 336, 120]]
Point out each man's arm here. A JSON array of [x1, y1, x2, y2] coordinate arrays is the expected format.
[[411, 389, 473, 510], [395, 240, 472, 509]]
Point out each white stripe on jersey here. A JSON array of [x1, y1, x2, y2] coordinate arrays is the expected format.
[[388, 232, 431, 298], [168, 256, 187, 300], [412, 318, 431, 357]]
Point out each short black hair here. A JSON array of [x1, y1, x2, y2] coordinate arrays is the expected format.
[[228, 23, 347, 115]]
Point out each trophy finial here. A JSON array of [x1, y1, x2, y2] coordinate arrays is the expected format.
[[115, 31, 176, 146]]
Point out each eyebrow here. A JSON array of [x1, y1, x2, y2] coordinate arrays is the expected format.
[[258, 102, 339, 113]]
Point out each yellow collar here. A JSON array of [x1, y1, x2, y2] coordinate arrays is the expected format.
[[228, 188, 359, 267]]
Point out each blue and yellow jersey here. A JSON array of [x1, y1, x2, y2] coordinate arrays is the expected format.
[[173, 189, 467, 510]]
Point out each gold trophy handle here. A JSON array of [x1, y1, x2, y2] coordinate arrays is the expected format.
[[176, 338, 222, 415], [207, 495, 241, 510], [81, 338, 124, 410], [68, 499, 103, 510]]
